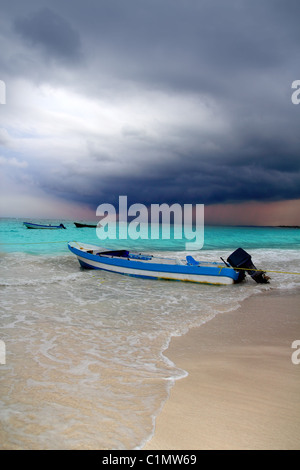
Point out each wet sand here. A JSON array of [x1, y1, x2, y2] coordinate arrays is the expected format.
[[144, 289, 300, 450]]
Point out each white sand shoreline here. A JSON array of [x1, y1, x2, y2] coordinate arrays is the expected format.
[[143, 288, 300, 450]]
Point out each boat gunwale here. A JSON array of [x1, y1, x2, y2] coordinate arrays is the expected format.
[[68, 242, 239, 280]]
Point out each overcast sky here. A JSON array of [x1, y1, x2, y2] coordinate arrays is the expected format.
[[1, 0, 300, 224]]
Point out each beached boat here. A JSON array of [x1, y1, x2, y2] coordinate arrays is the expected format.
[[74, 222, 98, 228], [68, 242, 269, 285], [24, 222, 66, 229]]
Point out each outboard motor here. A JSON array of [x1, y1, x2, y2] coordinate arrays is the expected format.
[[227, 248, 270, 284]]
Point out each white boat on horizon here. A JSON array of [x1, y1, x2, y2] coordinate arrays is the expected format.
[[23, 222, 66, 229]]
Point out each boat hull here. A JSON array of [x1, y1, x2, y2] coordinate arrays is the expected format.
[[74, 222, 98, 228], [23, 222, 66, 229], [68, 242, 240, 285]]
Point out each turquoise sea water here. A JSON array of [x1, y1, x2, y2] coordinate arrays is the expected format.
[[1, 218, 300, 253], [1, 218, 300, 449]]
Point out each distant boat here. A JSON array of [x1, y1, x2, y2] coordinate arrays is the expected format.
[[74, 222, 98, 228], [23, 222, 66, 229], [68, 242, 270, 285]]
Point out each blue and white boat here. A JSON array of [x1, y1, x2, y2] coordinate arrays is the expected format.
[[24, 222, 66, 229], [68, 242, 269, 286]]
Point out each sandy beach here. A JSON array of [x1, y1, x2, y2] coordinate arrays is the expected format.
[[144, 289, 300, 450]]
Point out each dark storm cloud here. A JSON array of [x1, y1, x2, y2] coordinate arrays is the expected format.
[[14, 7, 82, 63], [74, 0, 299, 97], [85, 160, 300, 209], [1, 0, 300, 214]]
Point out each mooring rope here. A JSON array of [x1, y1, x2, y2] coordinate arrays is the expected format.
[[222, 266, 300, 275]]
